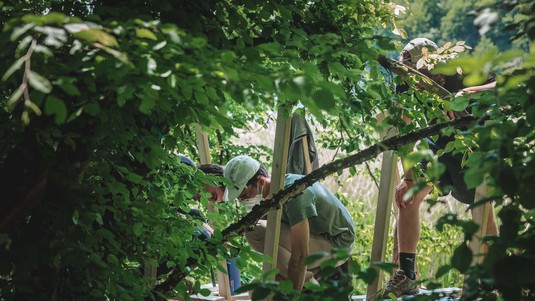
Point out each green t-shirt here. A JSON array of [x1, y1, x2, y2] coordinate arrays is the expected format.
[[281, 174, 355, 251]]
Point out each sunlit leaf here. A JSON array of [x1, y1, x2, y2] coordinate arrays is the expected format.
[[2, 57, 25, 81], [136, 28, 157, 40], [72, 28, 118, 47], [28, 71, 52, 93]]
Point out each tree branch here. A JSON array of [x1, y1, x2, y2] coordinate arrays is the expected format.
[[377, 55, 451, 98], [154, 115, 476, 296]]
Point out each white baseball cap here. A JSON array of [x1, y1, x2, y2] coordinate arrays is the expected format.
[[400, 38, 438, 65], [223, 155, 260, 202]]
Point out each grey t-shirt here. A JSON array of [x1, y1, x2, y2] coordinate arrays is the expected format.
[[281, 174, 355, 251]]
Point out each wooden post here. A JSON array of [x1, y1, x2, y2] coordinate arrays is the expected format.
[[262, 107, 292, 277], [469, 181, 491, 265], [196, 125, 212, 165], [195, 125, 233, 300], [468, 121, 493, 267], [366, 112, 399, 300]]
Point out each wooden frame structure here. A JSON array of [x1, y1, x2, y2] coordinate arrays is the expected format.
[[169, 109, 494, 301]]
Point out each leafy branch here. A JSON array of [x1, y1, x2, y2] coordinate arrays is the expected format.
[[4, 39, 44, 124], [377, 55, 451, 98]]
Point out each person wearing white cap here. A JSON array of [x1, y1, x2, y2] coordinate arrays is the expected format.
[[383, 38, 498, 298], [223, 155, 355, 291]]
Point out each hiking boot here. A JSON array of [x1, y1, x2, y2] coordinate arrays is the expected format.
[[382, 270, 419, 298]]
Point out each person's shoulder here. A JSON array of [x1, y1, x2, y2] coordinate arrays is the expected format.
[[178, 154, 195, 167], [285, 173, 304, 180]]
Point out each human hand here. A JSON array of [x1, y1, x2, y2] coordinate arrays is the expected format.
[[395, 179, 414, 209]]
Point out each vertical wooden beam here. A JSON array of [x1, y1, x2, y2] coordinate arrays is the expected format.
[[469, 182, 491, 265], [367, 112, 399, 300], [263, 107, 292, 277], [195, 125, 232, 300], [196, 125, 212, 165]]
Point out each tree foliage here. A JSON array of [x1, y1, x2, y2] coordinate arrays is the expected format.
[[398, 0, 525, 52], [0, 0, 400, 299], [0, 0, 534, 300]]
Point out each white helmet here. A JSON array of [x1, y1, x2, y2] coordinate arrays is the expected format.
[[400, 38, 439, 65]]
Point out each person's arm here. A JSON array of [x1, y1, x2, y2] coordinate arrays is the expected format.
[[288, 218, 310, 291], [456, 81, 497, 97]]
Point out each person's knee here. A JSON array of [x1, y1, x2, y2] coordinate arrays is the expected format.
[[245, 226, 266, 251]]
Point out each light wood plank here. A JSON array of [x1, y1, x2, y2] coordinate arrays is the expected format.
[[262, 107, 292, 277], [366, 112, 399, 300], [195, 126, 233, 300]]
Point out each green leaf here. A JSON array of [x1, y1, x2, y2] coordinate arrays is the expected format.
[[72, 210, 79, 225], [251, 286, 272, 301], [303, 252, 329, 266], [464, 165, 486, 189], [72, 28, 118, 47], [40, 12, 70, 24], [358, 267, 378, 284], [279, 280, 293, 294], [2, 57, 24, 81], [139, 96, 156, 113], [83, 102, 100, 116], [435, 264, 452, 278], [28, 71, 52, 93], [95, 213, 104, 225], [234, 283, 258, 294], [25, 100, 42, 115], [312, 88, 335, 113], [133, 223, 143, 236], [135, 28, 157, 40], [443, 96, 469, 112], [371, 262, 398, 273], [451, 243, 472, 273], [328, 62, 347, 78], [7, 85, 24, 111], [11, 23, 35, 41], [55, 77, 81, 96], [261, 268, 280, 281], [125, 171, 143, 184], [195, 91, 209, 105], [199, 289, 211, 297], [402, 152, 424, 172], [44, 96, 67, 123]]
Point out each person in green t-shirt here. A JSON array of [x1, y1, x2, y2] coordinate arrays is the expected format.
[[223, 155, 355, 291]]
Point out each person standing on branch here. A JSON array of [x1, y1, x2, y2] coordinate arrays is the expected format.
[[383, 38, 498, 298], [222, 155, 355, 291]]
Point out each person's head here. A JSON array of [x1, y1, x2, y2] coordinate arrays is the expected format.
[[223, 155, 270, 203], [399, 38, 445, 87], [197, 163, 225, 203], [399, 38, 438, 68]]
